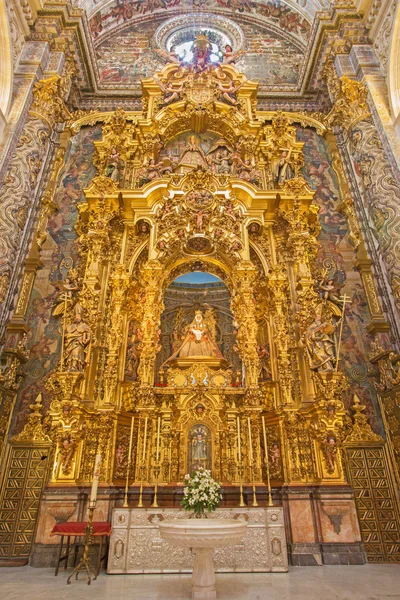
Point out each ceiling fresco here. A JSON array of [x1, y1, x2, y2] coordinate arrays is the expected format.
[[94, 13, 305, 92], [88, 0, 312, 44]]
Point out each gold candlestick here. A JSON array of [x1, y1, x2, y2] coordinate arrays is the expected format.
[[123, 416, 135, 508], [138, 415, 148, 508], [67, 499, 97, 585], [247, 417, 258, 507], [262, 415, 273, 507], [237, 416, 245, 507], [152, 416, 161, 508], [67, 455, 101, 584]]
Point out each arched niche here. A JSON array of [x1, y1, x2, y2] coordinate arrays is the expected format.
[[187, 423, 212, 474], [155, 269, 241, 382]]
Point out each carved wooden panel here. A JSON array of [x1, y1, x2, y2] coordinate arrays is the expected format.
[[345, 445, 400, 562], [0, 445, 50, 560]]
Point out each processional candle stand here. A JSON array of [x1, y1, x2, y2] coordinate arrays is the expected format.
[[262, 415, 274, 507], [236, 416, 246, 507], [152, 415, 161, 508], [123, 416, 135, 508], [247, 417, 258, 507], [138, 415, 148, 507], [67, 454, 101, 585]]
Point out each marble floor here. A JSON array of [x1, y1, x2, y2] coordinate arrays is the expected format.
[[0, 565, 399, 600]]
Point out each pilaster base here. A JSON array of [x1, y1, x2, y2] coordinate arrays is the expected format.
[[288, 542, 366, 566]]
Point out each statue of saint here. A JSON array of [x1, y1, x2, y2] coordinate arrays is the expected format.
[[64, 305, 91, 372], [188, 424, 211, 472], [105, 147, 124, 182], [272, 150, 294, 187], [164, 310, 223, 363], [304, 315, 339, 372]]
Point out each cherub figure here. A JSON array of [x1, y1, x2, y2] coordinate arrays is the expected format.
[[161, 80, 184, 105], [218, 80, 241, 105], [270, 442, 281, 467], [318, 276, 341, 305]]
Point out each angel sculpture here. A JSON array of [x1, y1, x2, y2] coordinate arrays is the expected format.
[[222, 45, 245, 65], [154, 46, 181, 65], [217, 80, 242, 106], [156, 78, 185, 105], [52, 273, 79, 319]]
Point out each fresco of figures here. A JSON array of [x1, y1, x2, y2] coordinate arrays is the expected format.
[[12, 128, 102, 434], [298, 127, 384, 434], [11, 124, 384, 437], [94, 16, 304, 89], [89, 0, 311, 45]]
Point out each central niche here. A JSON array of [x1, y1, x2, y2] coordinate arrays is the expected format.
[[156, 271, 241, 382]]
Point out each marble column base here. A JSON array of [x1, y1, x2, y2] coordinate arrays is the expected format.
[[192, 548, 216, 600]]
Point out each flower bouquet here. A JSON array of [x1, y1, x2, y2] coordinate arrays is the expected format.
[[181, 468, 222, 517]]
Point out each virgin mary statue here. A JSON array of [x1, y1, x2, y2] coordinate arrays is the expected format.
[[164, 310, 223, 364]]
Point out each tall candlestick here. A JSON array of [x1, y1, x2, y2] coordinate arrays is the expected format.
[[237, 416, 245, 507], [142, 416, 148, 462], [155, 416, 161, 463], [152, 416, 161, 508], [138, 415, 148, 508], [237, 416, 241, 461], [262, 416, 273, 507], [90, 454, 101, 504], [247, 417, 253, 462], [247, 417, 258, 507], [123, 416, 135, 508]]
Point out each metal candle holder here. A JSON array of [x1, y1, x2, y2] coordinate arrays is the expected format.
[[67, 500, 97, 585]]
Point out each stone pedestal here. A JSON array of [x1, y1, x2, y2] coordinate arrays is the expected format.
[[159, 518, 248, 600], [107, 506, 288, 574]]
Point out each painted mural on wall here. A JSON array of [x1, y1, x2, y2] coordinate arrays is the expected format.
[[11, 127, 102, 434], [89, 0, 310, 45], [95, 20, 164, 84], [11, 124, 384, 436], [94, 16, 304, 89], [298, 127, 383, 434], [236, 23, 302, 86]]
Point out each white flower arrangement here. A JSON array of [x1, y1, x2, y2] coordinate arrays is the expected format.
[[181, 468, 222, 516]]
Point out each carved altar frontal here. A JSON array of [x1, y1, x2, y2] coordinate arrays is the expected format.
[[108, 507, 288, 574]]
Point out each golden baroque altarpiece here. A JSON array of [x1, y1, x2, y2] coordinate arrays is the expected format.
[[2, 35, 400, 566], [43, 47, 354, 493]]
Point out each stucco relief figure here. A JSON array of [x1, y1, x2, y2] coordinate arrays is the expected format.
[[304, 316, 339, 372], [163, 310, 223, 363], [272, 150, 294, 186], [64, 305, 91, 372]]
